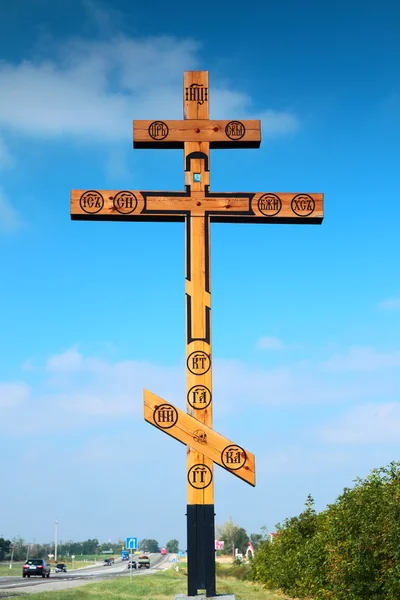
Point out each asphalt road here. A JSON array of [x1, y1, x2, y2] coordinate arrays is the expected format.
[[0, 553, 172, 596]]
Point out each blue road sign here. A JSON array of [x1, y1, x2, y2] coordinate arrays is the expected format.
[[126, 537, 138, 550]]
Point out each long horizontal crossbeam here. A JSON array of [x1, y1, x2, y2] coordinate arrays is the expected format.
[[70, 188, 323, 224]]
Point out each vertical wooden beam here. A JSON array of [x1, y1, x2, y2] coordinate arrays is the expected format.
[[184, 71, 209, 120], [184, 70, 216, 596], [184, 70, 213, 507]]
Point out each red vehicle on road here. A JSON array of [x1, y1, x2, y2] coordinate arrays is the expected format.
[[160, 548, 167, 555]]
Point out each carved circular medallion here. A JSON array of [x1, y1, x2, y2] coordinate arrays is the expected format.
[[225, 121, 246, 140], [221, 445, 247, 470], [187, 385, 212, 410], [291, 194, 315, 217], [79, 190, 104, 214], [113, 191, 138, 214], [153, 404, 178, 429], [187, 351, 211, 375], [257, 193, 282, 217], [187, 464, 213, 489], [148, 121, 169, 141]]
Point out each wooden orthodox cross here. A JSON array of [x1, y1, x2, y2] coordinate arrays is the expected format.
[[71, 71, 324, 598]]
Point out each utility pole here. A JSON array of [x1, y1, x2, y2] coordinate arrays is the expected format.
[[54, 519, 58, 562]]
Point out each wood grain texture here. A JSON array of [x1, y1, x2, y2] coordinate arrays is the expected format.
[[144, 390, 255, 486], [133, 119, 261, 148], [70, 190, 324, 223], [185, 213, 213, 504], [184, 71, 209, 120], [69, 70, 326, 516], [184, 70, 214, 505]]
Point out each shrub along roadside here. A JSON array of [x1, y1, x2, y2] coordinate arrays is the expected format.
[[250, 461, 400, 600], [216, 560, 252, 581]]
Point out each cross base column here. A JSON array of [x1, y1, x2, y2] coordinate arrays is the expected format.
[[186, 504, 216, 597], [176, 596, 234, 600]]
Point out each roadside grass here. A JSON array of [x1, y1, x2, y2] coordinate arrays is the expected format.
[[7, 568, 290, 599], [68, 555, 107, 562], [0, 563, 23, 577], [60, 561, 100, 571]]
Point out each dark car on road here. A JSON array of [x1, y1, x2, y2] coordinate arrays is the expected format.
[[55, 563, 67, 573], [103, 558, 113, 566], [22, 559, 50, 578], [127, 560, 137, 569]]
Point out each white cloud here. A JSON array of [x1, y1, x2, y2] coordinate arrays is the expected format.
[[46, 347, 83, 372], [323, 345, 400, 372], [0, 189, 22, 233], [2, 342, 399, 437], [256, 336, 285, 350], [258, 109, 299, 137], [214, 357, 398, 409], [318, 402, 400, 444], [0, 136, 14, 169], [2, 343, 400, 543], [0, 381, 30, 408], [378, 298, 400, 310], [0, 35, 300, 145], [82, 0, 124, 35]]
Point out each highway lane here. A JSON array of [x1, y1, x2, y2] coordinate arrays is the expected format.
[[0, 553, 171, 596]]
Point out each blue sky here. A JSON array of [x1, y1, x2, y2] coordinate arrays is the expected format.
[[1, 0, 400, 549]]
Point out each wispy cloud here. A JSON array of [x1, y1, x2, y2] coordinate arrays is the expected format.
[[82, 0, 125, 35], [258, 109, 300, 138], [323, 345, 400, 372], [0, 136, 14, 169], [2, 343, 400, 542], [378, 298, 400, 310], [46, 347, 83, 372], [2, 342, 400, 437], [0, 35, 300, 146], [256, 336, 286, 350], [0, 381, 30, 408], [318, 402, 400, 444], [0, 189, 23, 233]]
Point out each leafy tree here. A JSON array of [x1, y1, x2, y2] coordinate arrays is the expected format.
[[11, 537, 27, 561], [250, 495, 329, 598], [0, 538, 11, 560], [98, 542, 114, 553], [81, 539, 99, 555], [235, 527, 249, 555], [217, 517, 245, 557], [250, 463, 400, 600], [323, 462, 400, 600], [139, 538, 160, 553], [249, 532, 263, 550], [68, 542, 83, 556], [166, 539, 179, 553]]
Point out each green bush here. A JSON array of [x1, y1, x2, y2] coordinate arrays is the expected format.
[[220, 563, 252, 581], [250, 462, 400, 600], [323, 463, 400, 600]]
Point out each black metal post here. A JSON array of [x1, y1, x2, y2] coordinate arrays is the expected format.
[[187, 504, 216, 597]]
